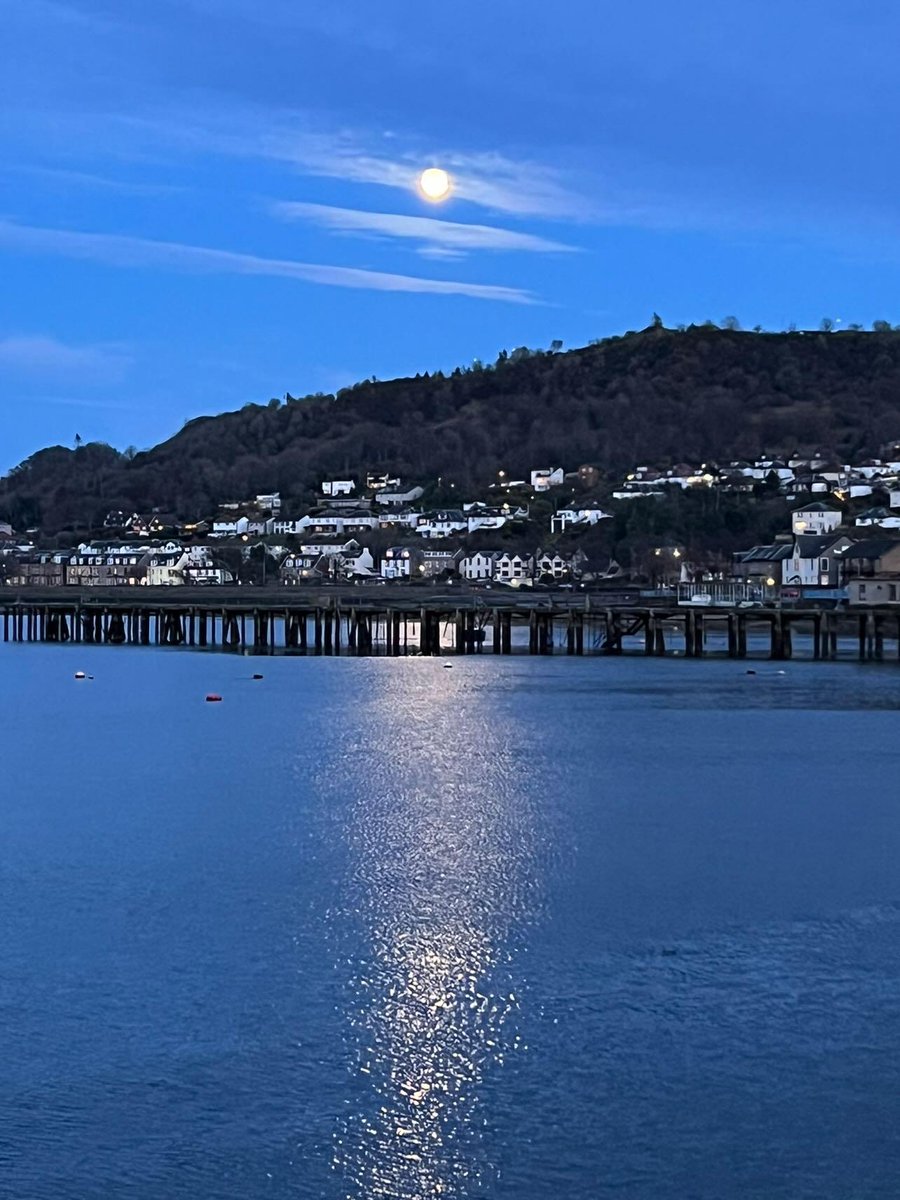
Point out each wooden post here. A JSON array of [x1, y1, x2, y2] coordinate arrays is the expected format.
[[684, 612, 694, 658], [770, 614, 784, 660], [456, 610, 466, 655], [644, 614, 655, 656]]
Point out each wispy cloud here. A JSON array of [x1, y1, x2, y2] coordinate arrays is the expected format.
[[3, 163, 183, 196], [261, 130, 589, 219], [93, 109, 589, 220], [0, 333, 131, 382], [270, 200, 578, 258], [0, 218, 534, 303]]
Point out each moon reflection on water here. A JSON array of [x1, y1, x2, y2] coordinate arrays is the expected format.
[[326, 663, 547, 1198]]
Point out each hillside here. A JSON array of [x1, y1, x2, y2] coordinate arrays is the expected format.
[[5, 324, 900, 536]]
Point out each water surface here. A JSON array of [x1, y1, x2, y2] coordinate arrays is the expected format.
[[2, 646, 900, 1197]]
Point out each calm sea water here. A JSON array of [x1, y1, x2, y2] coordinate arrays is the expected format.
[[3, 645, 900, 1198]]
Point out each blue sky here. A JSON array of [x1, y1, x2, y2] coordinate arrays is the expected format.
[[2, 0, 900, 468]]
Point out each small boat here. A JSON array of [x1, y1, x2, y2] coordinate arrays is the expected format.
[[74, 671, 86, 680], [205, 693, 223, 703]]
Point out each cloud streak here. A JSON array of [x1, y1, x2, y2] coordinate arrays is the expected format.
[[0, 333, 131, 382], [0, 218, 535, 303], [270, 200, 578, 257], [3, 163, 183, 196]]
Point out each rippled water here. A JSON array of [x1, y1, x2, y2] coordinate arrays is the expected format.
[[3, 646, 900, 1197]]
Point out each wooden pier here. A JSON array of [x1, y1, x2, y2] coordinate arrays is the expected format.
[[2, 589, 900, 661]]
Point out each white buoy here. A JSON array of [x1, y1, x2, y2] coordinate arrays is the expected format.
[[443, 662, 453, 669]]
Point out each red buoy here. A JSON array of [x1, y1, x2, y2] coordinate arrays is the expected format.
[[205, 693, 223, 703]]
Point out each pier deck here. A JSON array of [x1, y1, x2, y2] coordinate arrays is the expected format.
[[1, 588, 898, 661]]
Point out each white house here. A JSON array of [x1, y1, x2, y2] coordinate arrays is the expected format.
[[459, 551, 499, 581], [466, 508, 508, 532], [255, 492, 281, 513], [551, 501, 613, 533], [855, 507, 900, 530], [416, 510, 468, 539], [321, 480, 356, 497], [494, 552, 534, 584], [790, 504, 842, 536], [374, 485, 424, 507], [535, 550, 584, 580], [211, 515, 273, 537], [271, 518, 303, 536], [298, 538, 362, 558], [366, 473, 401, 491], [145, 549, 188, 587], [530, 467, 564, 492], [782, 534, 853, 588], [280, 552, 326, 583], [381, 546, 425, 579], [329, 546, 375, 579], [378, 508, 423, 530], [303, 511, 378, 537]]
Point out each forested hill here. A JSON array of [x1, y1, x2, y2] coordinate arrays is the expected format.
[[6, 323, 900, 535]]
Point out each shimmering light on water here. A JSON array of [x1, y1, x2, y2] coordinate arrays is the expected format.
[[326, 668, 544, 1196]]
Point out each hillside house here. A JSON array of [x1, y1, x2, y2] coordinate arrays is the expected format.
[[381, 546, 425, 579], [459, 551, 500, 581], [855, 507, 900, 530], [530, 467, 564, 492], [535, 549, 585, 581], [494, 552, 534, 584], [416, 510, 467, 539], [298, 538, 362, 558], [732, 542, 792, 586], [5, 553, 67, 587], [280, 552, 327, 583], [840, 539, 900, 580], [782, 534, 853, 589], [321, 480, 356, 497], [551, 501, 613, 533], [466, 506, 509, 532], [374, 485, 424, 507], [421, 547, 463, 579], [304, 511, 378, 537], [67, 547, 149, 586], [366, 473, 401, 491], [180, 546, 232, 586], [791, 503, 842, 536]]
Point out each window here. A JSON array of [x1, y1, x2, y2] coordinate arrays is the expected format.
[[820, 558, 829, 571], [891, 585, 898, 602], [859, 583, 867, 598]]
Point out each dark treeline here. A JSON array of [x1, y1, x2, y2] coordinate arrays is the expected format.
[[5, 323, 900, 536]]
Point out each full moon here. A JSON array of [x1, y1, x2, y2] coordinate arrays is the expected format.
[[418, 167, 451, 201]]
